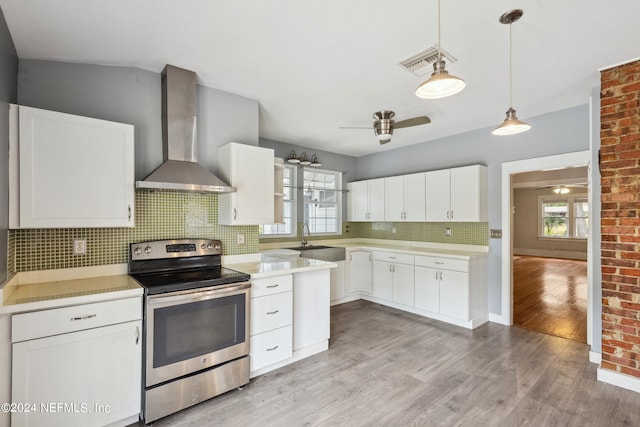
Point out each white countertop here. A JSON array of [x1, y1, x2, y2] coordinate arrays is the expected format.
[[260, 238, 488, 260], [0, 265, 143, 315], [226, 257, 337, 279]]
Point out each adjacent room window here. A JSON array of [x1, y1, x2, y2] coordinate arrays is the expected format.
[[260, 164, 296, 237], [539, 194, 588, 239], [303, 168, 342, 235]]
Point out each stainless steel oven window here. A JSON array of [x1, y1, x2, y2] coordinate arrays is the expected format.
[[152, 293, 246, 368]]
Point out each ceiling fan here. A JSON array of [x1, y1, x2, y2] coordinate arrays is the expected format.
[[340, 110, 431, 145]]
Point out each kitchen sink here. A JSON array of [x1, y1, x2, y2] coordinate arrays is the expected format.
[[287, 245, 346, 262]]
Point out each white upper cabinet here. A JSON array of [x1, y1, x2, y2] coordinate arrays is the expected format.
[[9, 104, 135, 228], [384, 172, 425, 222], [218, 142, 275, 225], [426, 165, 488, 222], [347, 178, 384, 222]]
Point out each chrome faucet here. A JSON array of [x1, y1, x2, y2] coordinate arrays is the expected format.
[[301, 222, 311, 247]]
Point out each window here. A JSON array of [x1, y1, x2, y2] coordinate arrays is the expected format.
[[303, 169, 342, 235], [539, 194, 588, 239], [260, 165, 296, 237]]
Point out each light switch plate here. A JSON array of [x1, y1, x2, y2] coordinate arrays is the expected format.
[[490, 229, 502, 239]]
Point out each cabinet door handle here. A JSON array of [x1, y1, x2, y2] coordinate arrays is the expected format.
[[70, 314, 96, 321], [266, 345, 279, 352], [439, 271, 443, 281], [135, 325, 140, 345], [128, 205, 132, 221], [266, 284, 279, 288], [233, 208, 237, 221], [446, 210, 450, 220], [450, 210, 453, 219], [266, 310, 279, 315]]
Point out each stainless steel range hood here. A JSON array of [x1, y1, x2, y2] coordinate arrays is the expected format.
[[136, 65, 235, 193]]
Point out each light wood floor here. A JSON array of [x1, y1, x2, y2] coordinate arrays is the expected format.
[[137, 300, 640, 427], [513, 256, 587, 343]]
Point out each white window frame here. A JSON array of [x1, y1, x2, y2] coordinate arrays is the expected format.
[[537, 193, 588, 240], [260, 164, 297, 238], [302, 167, 342, 236]]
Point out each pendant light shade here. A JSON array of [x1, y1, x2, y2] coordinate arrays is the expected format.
[[416, 60, 466, 99], [492, 108, 531, 136], [493, 9, 530, 136], [287, 150, 300, 163], [415, 0, 465, 99]]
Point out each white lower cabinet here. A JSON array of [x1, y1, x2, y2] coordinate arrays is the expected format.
[[345, 248, 488, 329], [348, 250, 372, 294], [293, 269, 330, 351], [329, 260, 347, 303], [372, 252, 414, 307], [249, 274, 293, 376], [11, 298, 142, 427], [414, 255, 487, 325], [249, 269, 331, 377]]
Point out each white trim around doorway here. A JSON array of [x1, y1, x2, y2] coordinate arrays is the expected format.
[[498, 150, 592, 343]]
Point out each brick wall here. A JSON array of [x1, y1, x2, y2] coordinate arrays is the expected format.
[[600, 59, 640, 379]]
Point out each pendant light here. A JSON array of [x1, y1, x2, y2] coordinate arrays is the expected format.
[[492, 9, 531, 136], [287, 151, 300, 163], [415, 0, 465, 99]]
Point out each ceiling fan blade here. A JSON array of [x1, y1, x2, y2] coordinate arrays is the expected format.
[[393, 116, 431, 129], [339, 126, 372, 129], [379, 139, 391, 145]]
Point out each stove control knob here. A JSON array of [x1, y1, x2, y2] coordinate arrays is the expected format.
[[214, 243, 221, 251], [207, 243, 214, 250], [144, 246, 152, 254], [133, 246, 142, 255], [201, 244, 206, 250]]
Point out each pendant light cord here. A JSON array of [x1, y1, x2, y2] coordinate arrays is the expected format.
[[437, 0, 442, 61], [509, 22, 513, 108]]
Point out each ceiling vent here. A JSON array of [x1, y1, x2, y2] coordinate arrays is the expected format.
[[399, 46, 458, 76]]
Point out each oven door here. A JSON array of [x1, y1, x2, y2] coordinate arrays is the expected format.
[[145, 282, 250, 387]]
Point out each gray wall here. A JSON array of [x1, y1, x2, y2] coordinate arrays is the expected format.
[[513, 187, 588, 258], [17, 60, 258, 180], [259, 137, 358, 220], [356, 105, 591, 314], [0, 8, 17, 284]]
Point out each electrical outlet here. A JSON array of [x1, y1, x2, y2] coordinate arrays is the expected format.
[[445, 227, 452, 237], [73, 238, 87, 255], [237, 233, 245, 245], [391, 227, 397, 234]]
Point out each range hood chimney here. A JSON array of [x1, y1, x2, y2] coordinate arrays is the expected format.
[[136, 65, 235, 193]]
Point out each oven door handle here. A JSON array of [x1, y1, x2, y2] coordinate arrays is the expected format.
[[147, 282, 251, 305]]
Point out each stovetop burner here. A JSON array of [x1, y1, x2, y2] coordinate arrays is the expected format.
[[128, 239, 250, 295]]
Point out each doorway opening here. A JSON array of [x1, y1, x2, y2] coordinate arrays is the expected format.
[[511, 167, 589, 342], [500, 150, 593, 345]]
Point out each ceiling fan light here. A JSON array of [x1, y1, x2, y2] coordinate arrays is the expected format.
[[415, 60, 466, 99], [492, 108, 531, 136], [553, 185, 570, 194], [376, 132, 392, 141]]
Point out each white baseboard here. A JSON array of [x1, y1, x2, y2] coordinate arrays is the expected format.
[[597, 367, 640, 393], [589, 351, 602, 364], [513, 248, 587, 260], [489, 312, 510, 325]]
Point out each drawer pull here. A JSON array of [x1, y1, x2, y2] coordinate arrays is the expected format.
[[70, 314, 96, 321], [266, 310, 279, 315], [266, 345, 279, 352], [266, 284, 279, 288], [435, 261, 444, 265], [389, 256, 396, 259]]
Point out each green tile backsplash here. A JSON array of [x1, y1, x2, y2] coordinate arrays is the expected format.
[[260, 221, 488, 246], [8, 191, 259, 273]]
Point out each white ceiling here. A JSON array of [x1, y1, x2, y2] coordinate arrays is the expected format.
[[1, 0, 639, 157]]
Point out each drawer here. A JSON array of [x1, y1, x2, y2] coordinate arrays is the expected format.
[[250, 325, 293, 372], [12, 297, 142, 343], [251, 274, 293, 298], [251, 291, 293, 335], [372, 251, 414, 265], [414, 255, 468, 272]]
